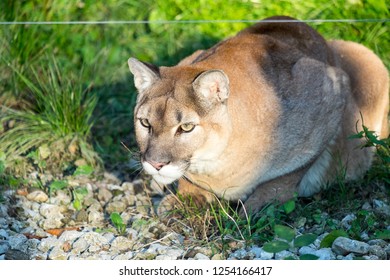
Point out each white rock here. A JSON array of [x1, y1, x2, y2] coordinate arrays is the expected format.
[[103, 232, 116, 243], [368, 245, 387, 260], [58, 230, 83, 242], [98, 187, 113, 203], [126, 228, 138, 240], [71, 237, 89, 254], [313, 233, 328, 249], [211, 253, 224, 260], [10, 220, 24, 232], [0, 229, 9, 240], [87, 201, 103, 212], [0, 217, 7, 229], [155, 254, 176, 260], [49, 190, 71, 205], [0, 241, 9, 254], [22, 239, 41, 257], [299, 246, 317, 256], [230, 248, 248, 259], [167, 248, 184, 259], [38, 236, 60, 252], [275, 250, 295, 260], [31, 202, 41, 212], [343, 253, 355, 260], [250, 246, 267, 259], [39, 204, 63, 219], [332, 237, 370, 255], [97, 251, 113, 260], [81, 232, 109, 253], [114, 252, 134, 260], [121, 182, 135, 193], [124, 194, 136, 206], [26, 190, 48, 203], [384, 244, 390, 260], [108, 184, 123, 191], [362, 202, 372, 210], [194, 253, 210, 260], [360, 232, 370, 241], [146, 243, 168, 255], [88, 210, 104, 225], [8, 233, 28, 250], [368, 239, 387, 247], [373, 199, 390, 216], [315, 248, 336, 260], [41, 218, 64, 230], [24, 208, 41, 222], [106, 201, 127, 214], [340, 214, 356, 230], [110, 236, 134, 252], [48, 246, 68, 260], [259, 252, 274, 260], [363, 255, 379, 260]]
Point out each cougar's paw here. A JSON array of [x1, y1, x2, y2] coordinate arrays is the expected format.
[[239, 196, 269, 218], [157, 194, 180, 218]]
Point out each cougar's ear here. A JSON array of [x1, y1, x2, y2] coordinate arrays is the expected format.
[[192, 70, 230, 105], [128, 57, 160, 93]]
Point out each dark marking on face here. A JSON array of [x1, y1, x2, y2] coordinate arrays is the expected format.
[[175, 110, 183, 123], [155, 104, 165, 120]]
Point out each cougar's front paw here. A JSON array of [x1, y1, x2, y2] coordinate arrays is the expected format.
[[239, 196, 270, 217], [157, 194, 181, 218]]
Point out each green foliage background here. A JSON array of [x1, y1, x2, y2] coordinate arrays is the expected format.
[[0, 0, 389, 171]]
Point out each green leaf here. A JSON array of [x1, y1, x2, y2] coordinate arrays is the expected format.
[[49, 180, 68, 197], [110, 212, 124, 226], [374, 229, 390, 240], [299, 254, 319, 260], [49, 180, 68, 192], [348, 131, 364, 139], [320, 230, 348, 248], [73, 165, 94, 176], [73, 187, 88, 200], [274, 225, 296, 242], [73, 199, 81, 211], [110, 212, 126, 234], [294, 233, 317, 247], [283, 200, 296, 214], [263, 240, 290, 253], [283, 256, 297, 260], [0, 160, 5, 175]]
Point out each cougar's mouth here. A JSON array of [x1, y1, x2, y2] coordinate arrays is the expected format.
[[142, 161, 185, 185]]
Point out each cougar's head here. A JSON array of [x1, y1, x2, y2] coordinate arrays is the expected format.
[[128, 58, 232, 185]]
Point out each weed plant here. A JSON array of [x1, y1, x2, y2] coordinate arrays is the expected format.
[[0, 58, 100, 173]]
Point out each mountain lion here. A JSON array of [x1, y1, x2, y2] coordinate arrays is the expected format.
[[128, 16, 389, 215]]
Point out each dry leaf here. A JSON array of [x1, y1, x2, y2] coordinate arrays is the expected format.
[[46, 227, 81, 237], [16, 188, 28, 196], [23, 233, 44, 240]]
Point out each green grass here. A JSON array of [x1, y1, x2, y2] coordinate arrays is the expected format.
[[0, 57, 100, 173]]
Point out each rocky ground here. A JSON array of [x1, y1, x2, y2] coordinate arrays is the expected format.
[[0, 171, 389, 260]]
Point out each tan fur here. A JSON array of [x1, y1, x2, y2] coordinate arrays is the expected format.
[[128, 16, 389, 214]]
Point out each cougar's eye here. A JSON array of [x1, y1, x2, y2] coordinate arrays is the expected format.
[[180, 123, 196, 133], [139, 118, 150, 128]]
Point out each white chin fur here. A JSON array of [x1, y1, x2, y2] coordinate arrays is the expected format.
[[142, 161, 183, 185]]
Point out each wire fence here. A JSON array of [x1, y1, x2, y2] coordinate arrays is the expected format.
[[0, 18, 389, 25]]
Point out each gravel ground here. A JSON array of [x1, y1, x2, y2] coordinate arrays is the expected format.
[[0, 171, 389, 260]]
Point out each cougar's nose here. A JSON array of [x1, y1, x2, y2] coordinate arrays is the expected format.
[[147, 160, 169, 171]]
